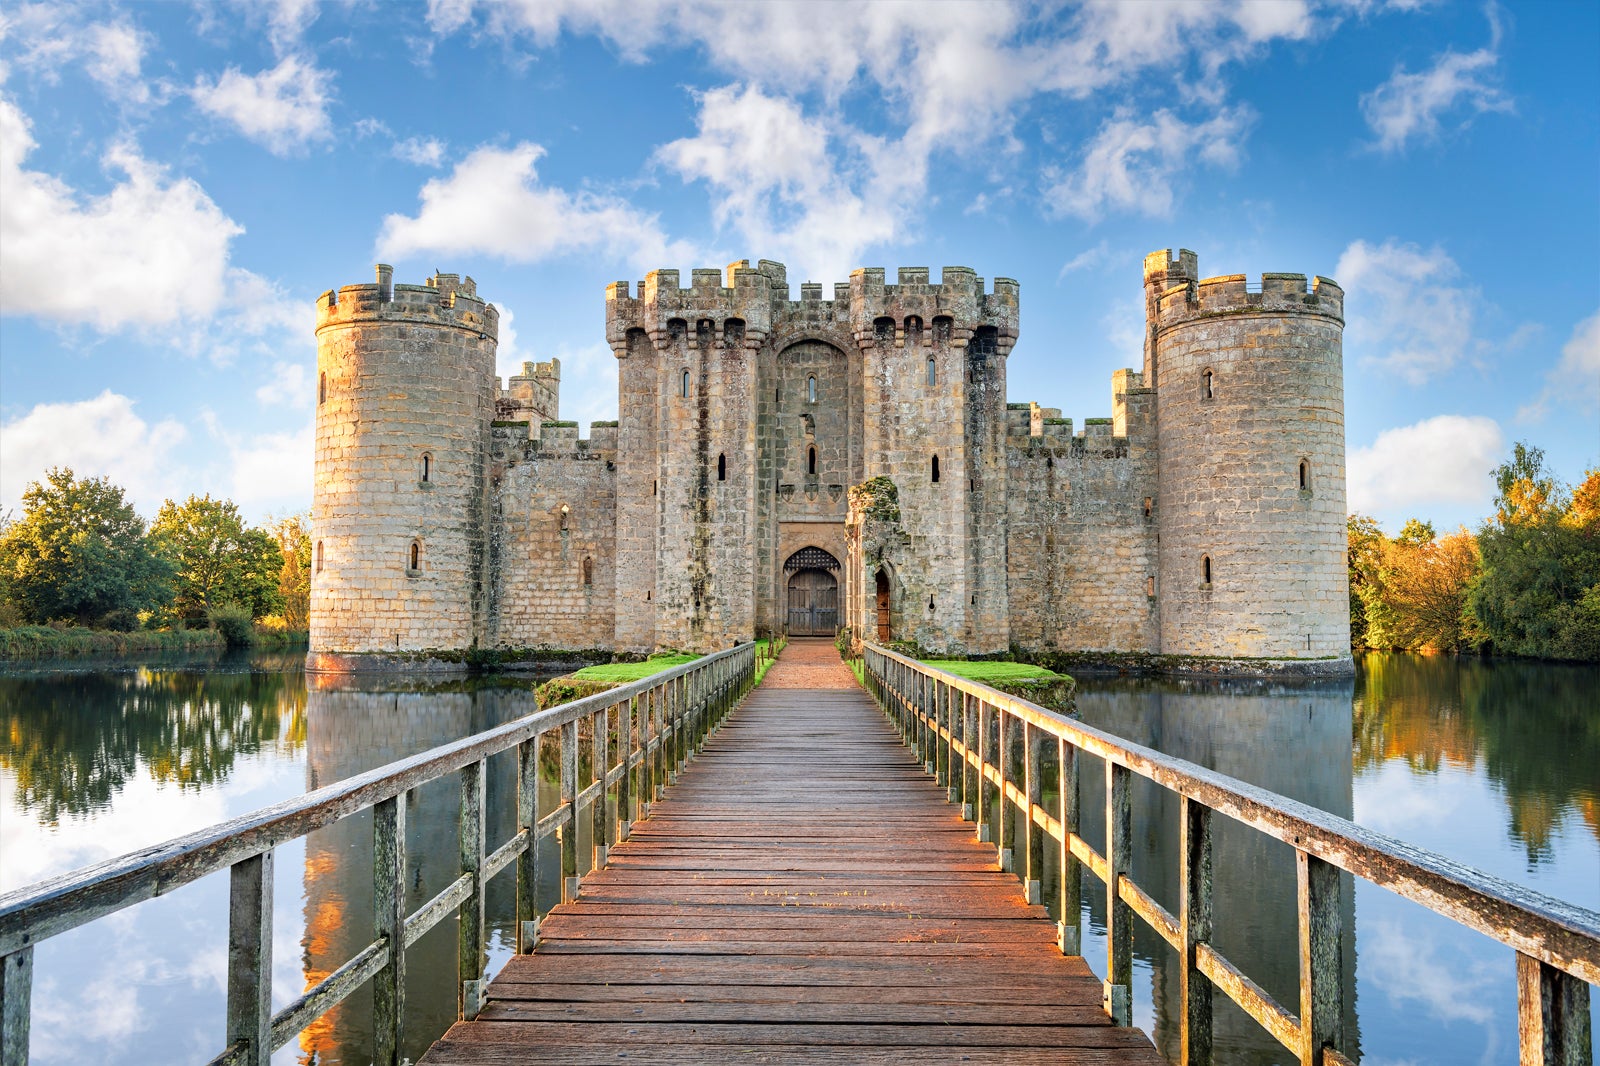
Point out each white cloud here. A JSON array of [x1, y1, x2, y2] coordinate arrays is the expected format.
[[218, 421, 314, 515], [1361, 18, 1510, 153], [1044, 107, 1254, 222], [0, 391, 188, 517], [393, 135, 446, 167], [191, 54, 333, 155], [656, 83, 898, 281], [376, 142, 693, 270], [256, 360, 314, 407], [1336, 238, 1482, 384], [552, 341, 620, 428], [1519, 310, 1600, 422], [1058, 241, 1112, 279], [0, 94, 244, 330], [1347, 415, 1504, 516], [0, 8, 154, 104]]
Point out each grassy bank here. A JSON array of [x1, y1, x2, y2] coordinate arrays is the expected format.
[[0, 625, 225, 661], [919, 659, 1077, 715], [535, 640, 783, 708]]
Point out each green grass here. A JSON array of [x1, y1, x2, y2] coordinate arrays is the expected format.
[[921, 659, 1067, 683], [569, 653, 699, 683], [0, 625, 225, 661]]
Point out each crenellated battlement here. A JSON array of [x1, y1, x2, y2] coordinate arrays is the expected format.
[[1146, 251, 1343, 330], [316, 264, 498, 339], [606, 260, 1019, 353]]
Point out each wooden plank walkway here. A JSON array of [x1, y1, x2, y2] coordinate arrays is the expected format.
[[421, 639, 1163, 1065]]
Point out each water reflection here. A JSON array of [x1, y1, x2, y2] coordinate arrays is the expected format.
[[1354, 653, 1600, 866], [0, 653, 307, 825], [1075, 677, 1360, 1065]]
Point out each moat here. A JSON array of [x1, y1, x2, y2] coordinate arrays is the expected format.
[[2, 652, 1595, 1065]]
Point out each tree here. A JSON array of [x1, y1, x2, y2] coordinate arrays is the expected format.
[[1347, 514, 1384, 649], [149, 495, 283, 624], [0, 468, 172, 624], [1471, 448, 1600, 661], [267, 512, 312, 630], [1381, 528, 1481, 653]]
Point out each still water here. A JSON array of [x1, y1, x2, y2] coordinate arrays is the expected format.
[[1, 651, 1595, 1064]]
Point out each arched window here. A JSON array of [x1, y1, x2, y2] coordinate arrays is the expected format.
[[1201, 369, 1214, 400], [931, 455, 941, 483], [681, 369, 691, 398], [1299, 459, 1310, 492], [874, 317, 895, 344], [582, 557, 593, 586], [318, 372, 327, 405], [315, 541, 324, 573], [926, 356, 936, 386], [1201, 555, 1212, 585], [421, 453, 432, 483], [807, 446, 817, 475], [717, 453, 727, 481], [1147, 576, 1156, 597], [724, 318, 745, 348], [559, 504, 570, 531], [409, 541, 421, 571], [905, 316, 923, 347], [932, 316, 953, 344], [807, 375, 817, 403], [1143, 496, 1153, 519]]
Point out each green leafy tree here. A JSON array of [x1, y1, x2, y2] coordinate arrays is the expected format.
[[150, 495, 283, 624], [1347, 514, 1384, 648], [0, 469, 172, 624], [1470, 446, 1600, 661]]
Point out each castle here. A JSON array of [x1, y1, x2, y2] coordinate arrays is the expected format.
[[309, 250, 1351, 674]]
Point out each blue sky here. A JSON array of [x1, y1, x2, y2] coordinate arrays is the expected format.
[[1, 0, 1595, 534]]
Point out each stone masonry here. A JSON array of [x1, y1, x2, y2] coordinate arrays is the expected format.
[[309, 250, 1352, 674]]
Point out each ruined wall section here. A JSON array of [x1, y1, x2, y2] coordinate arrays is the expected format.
[[854, 267, 1017, 654], [1147, 251, 1349, 661], [310, 266, 496, 664], [489, 423, 617, 650], [1005, 373, 1160, 654], [606, 265, 774, 652]]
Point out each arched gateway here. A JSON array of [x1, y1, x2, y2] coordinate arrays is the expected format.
[[784, 547, 840, 636]]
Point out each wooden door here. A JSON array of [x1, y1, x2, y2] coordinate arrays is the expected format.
[[786, 569, 839, 635]]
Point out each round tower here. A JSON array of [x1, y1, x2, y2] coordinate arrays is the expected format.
[[309, 265, 498, 670], [1147, 250, 1351, 668]]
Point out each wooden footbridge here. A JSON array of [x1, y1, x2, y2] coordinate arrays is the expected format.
[[2, 639, 1595, 1066]]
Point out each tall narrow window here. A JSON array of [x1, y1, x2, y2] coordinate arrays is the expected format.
[[582, 557, 593, 586], [807, 446, 817, 475], [1202, 555, 1212, 585], [1299, 459, 1310, 491], [807, 375, 817, 403], [652, 480, 658, 496], [318, 372, 327, 404], [315, 541, 324, 573], [559, 504, 570, 531], [717, 453, 727, 481], [931, 455, 941, 483], [421, 453, 432, 482], [410, 541, 421, 571], [1201, 369, 1214, 399], [681, 369, 691, 398], [926, 356, 936, 386], [1147, 576, 1156, 597], [1143, 496, 1153, 519]]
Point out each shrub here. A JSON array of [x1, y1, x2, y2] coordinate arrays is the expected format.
[[208, 602, 256, 648], [97, 608, 139, 632]]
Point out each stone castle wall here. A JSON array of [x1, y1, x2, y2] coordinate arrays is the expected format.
[[1147, 251, 1350, 659], [310, 267, 497, 663], [310, 250, 1350, 674], [489, 425, 618, 650]]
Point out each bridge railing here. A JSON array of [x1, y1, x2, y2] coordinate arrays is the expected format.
[[0, 642, 758, 1066], [862, 644, 1597, 1066]]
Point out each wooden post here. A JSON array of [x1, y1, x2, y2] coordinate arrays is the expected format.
[[1517, 953, 1592, 1066], [0, 947, 30, 1066], [225, 852, 273, 1066], [618, 697, 635, 840], [935, 681, 950, 791], [1105, 762, 1132, 1026], [592, 706, 609, 870], [1180, 797, 1214, 1065], [459, 759, 485, 1019], [373, 794, 406, 1065], [1297, 850, 1343, 1066], [1024, 723, 1043, 905], [1058, 737, 1081, 956], [963, 693, 979, 822], [516, 736, 540, 953], [997, 708, 1014, 872], [977, 700, 995, 843], [561, 721, 579, 902]]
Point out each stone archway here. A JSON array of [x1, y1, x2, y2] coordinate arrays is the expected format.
[[784, 547, 840, 635]]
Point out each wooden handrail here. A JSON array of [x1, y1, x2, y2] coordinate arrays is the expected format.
[[861, 643, 1598, 1066], [0, 642, 757, 1066]]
